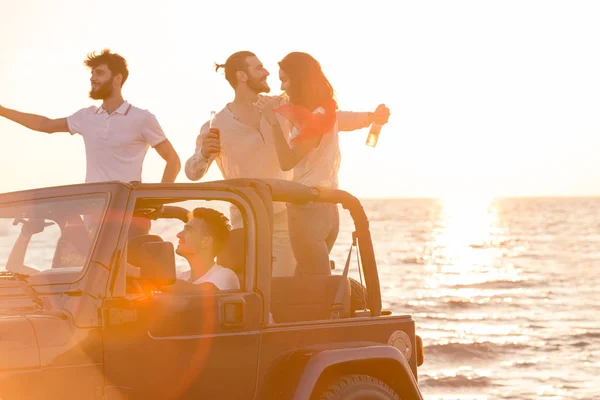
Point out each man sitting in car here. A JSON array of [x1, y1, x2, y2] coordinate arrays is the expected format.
[[171, 207, 240, 291], [126, 207, 239, 292]]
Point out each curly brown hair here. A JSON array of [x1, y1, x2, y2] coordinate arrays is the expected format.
[[84, 49, 129, 86]]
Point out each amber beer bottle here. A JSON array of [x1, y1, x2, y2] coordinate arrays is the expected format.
[[366, 122, 382, 147]]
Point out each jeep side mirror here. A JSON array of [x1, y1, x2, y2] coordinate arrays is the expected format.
[[139, 241, 176, 288]]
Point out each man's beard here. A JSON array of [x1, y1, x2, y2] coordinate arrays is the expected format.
[[89, 80, 113, 100], [247, 76, 270, 94]]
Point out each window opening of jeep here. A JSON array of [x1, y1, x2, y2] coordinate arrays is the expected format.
[[125, 198, 243, 295], [0, 194, 108, 280]]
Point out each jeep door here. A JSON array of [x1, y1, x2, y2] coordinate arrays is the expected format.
[[101, 187, 267, 400]]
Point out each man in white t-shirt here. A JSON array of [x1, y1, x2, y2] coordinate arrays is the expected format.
[[0, 49, 181, 184], [172, 207, 239, 292]]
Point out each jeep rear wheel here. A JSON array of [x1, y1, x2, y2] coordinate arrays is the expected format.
[[314, 374, 399, 400]]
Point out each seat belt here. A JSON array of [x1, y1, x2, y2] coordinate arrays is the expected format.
[[330, 231, 357, 319]]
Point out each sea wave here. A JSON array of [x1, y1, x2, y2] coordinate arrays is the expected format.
[[570, 331, 600, 340], [425, 341, 532, 360], [398, 257, 423, 265], [508, 360, 540, 368], [420, 375, 492, 389], [449, 280, 534, 289], [415, 312, 511, 322]]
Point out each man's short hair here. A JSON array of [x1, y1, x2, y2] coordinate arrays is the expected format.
[[192, 207, 231, 255], [84, 49, 129, 86]]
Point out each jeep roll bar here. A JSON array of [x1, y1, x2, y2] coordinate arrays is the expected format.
[[127, 178, 383, 317], [222, 179, 383, 317]]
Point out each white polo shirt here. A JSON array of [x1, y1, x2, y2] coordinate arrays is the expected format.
[[177, 263, 240, 291], [67, 101, 167, 183]]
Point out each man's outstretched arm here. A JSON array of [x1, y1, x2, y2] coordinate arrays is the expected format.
[[0, 105, 68, 133]]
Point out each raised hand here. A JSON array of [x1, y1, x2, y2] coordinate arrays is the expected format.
[[254, 95, 279, 124], [370, 104, 391, 125], [13, 218, 54, 237]]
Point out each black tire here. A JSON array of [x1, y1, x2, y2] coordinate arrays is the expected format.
[[314, 374, 399, 400], [349, 277, 368, 312]]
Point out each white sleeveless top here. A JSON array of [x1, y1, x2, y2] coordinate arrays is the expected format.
[[290, 107, 340, 189]]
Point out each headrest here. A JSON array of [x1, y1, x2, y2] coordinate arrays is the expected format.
[[52, 224, 92, 268], [217, 228, 245, 274], [127, 234, 164, 267], [128, 217, 152, 238], [138, 241, 176, 286]]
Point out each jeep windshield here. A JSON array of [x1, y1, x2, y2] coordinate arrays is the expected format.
[[0, 193, 108, 281]]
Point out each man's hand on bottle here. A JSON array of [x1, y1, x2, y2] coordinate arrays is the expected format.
[[200, 130, 221, 158]]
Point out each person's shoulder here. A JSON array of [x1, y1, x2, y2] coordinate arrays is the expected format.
[[200, 106, 229, 132], [214, 263, 240, 289], [210, 106, 230, 123], [130, 106, 170, 134], [216, 106, 229, 116], [127, 104, 155, 119], [214, 263, 236, 277], [72, 105, 99, 116]]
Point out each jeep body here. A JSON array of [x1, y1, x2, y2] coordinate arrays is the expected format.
[[0, 179, 423, 399]]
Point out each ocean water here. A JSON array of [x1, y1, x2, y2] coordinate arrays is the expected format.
[[330, 197, 600, 400], [1, 196, 598, 399]]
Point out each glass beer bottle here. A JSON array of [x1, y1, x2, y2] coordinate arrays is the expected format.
[[209, 110, 219, 140], [366, 122, 382, 147]]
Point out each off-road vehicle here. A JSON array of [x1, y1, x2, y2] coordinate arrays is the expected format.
[[0, 178, 424, 399]]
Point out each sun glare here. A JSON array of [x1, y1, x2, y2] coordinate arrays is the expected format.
[[421, 194, 520, 294]]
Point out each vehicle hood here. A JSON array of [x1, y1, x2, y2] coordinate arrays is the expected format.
[[0, 315, 40, 370]]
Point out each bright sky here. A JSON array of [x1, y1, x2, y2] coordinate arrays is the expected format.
[[1, 0, 599, 198]]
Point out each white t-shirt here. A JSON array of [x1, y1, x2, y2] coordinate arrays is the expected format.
[[67, 101, 167, 183], [177, 263, 240, 291], [289, 107, 340, 189]]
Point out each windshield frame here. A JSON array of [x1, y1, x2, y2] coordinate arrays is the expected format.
[[0, 191, 111, 284]]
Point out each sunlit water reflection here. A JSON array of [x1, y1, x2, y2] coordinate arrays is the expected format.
[[332, 197, 600, 400]]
